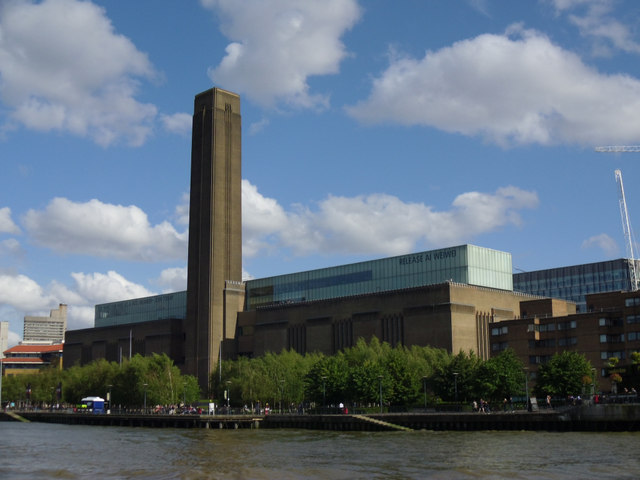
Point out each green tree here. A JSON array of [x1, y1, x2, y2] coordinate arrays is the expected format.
[[476, 349, 525, 402], [431, 350, 482, 402], [535, 351, 592, 398]]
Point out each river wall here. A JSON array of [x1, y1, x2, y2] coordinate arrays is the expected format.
[[2, 405, 640, 432]]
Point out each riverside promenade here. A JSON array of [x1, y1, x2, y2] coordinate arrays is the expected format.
[[2, 404, 640, 432]]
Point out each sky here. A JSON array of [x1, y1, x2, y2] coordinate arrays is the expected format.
[[2, 0, 640, 347]]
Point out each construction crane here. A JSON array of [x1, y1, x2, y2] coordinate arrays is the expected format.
[[594, 146, 640, 291], [595, 146, 640, 153], [614, 169, 639, 291]]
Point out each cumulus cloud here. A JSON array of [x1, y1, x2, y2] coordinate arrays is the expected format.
[[71, 271, 155, 305], [22, 197, 187, 262], [582, 233, 619, 257], [160, 113, 192, 136], [0, 274, 57, 312], [154, 266, 187, 293], [0, 207, 20, 234], [201, 0, 361, 108], [0, 269, 159, 338], [0, 0, 157, 146], [242, 180, 538, 258], [346, 25, 640, 146]]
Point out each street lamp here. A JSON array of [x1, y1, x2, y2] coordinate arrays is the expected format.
[[226, 381, 231, 412], [422, 376, 428, 410], [143, 383, 148, 414], [107, 384, 112, 414], [280, 380, 285, 414], [453, 372, 459, 403], [321, 376, 327, 410], [378, 375, 383, 414], [524, 368, 530, 412]]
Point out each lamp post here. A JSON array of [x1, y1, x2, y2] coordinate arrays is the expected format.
[[107, 384, 112, 414], [591, 367, 597, 400], [378, 375, 383, 414], [280, 380, 285, 414], [453, 372, 459, 403], [321, 376, 327, 410], [422, 376, 428, 410], [524, 368, 530, 412], [143, 383, 148, 414], [226, 381, 231, 413]]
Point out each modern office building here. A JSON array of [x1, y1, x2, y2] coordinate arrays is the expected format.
[[513, 259, 640, 312], [22, 304, 67, 345], [490, 290, 640, 390]]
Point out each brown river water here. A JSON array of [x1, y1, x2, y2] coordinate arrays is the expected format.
[[0, 422, 639, 479]]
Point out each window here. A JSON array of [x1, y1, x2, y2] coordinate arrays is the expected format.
[[625, 297, 640, 307], [528, 339, 556, 348], [628, 331, 640, 341], [601, 351, 625, 360], [558, 337, 577, 346], [599, 317, 623, 327], [600, 333, 625, 343], [491, 326, 508, 336], [627, 315, 640, 324], [558, 320, 577, 330], [492, 341, 508, 352], [527, 323, 555, 333]]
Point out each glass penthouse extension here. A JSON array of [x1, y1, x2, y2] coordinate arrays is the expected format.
[[95, 291, 187, 327], [245, 244, 512, 310]]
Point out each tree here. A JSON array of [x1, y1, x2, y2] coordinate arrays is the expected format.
[[430, 350, 482, 402], [535, 351, 592, 398], [476, 349, 525, 402]]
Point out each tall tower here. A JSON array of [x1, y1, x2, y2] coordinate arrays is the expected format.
[[185, 88, 244, 392]]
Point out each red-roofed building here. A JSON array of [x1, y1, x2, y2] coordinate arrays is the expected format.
[[1, 343, 63, 376]]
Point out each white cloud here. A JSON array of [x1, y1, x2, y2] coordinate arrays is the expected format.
[[242, 181, 538, 258], [0, 269, 159, 336], [160, 112, 192, 136], [23, 197, 187, 262], [0, 0, 157, 146], [346, 26, 640, 147], [175, 193, 190, 226], [547, 0, 640, 55], [242, 179, 289, 257], [0, 274, 57, 312], [201, 0, 361, 108], [154, 266, 187, 293], [0, 207, 20, 234], [70, 271, 155, 305], [582, 233, 619, 256]]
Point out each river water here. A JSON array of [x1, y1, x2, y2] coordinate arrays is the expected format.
[[1, 422, 639, 479]]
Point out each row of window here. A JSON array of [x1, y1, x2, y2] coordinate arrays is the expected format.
[[599, 332, 640, 343], [625, 297, 640, 307]]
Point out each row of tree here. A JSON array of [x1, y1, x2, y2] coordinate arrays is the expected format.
[[211, 338, 595, 409], [1, 353, 200, 408], [1, 339, 596, 410]]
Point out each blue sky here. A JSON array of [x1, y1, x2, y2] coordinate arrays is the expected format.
[[2, 0, 640, 346]]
